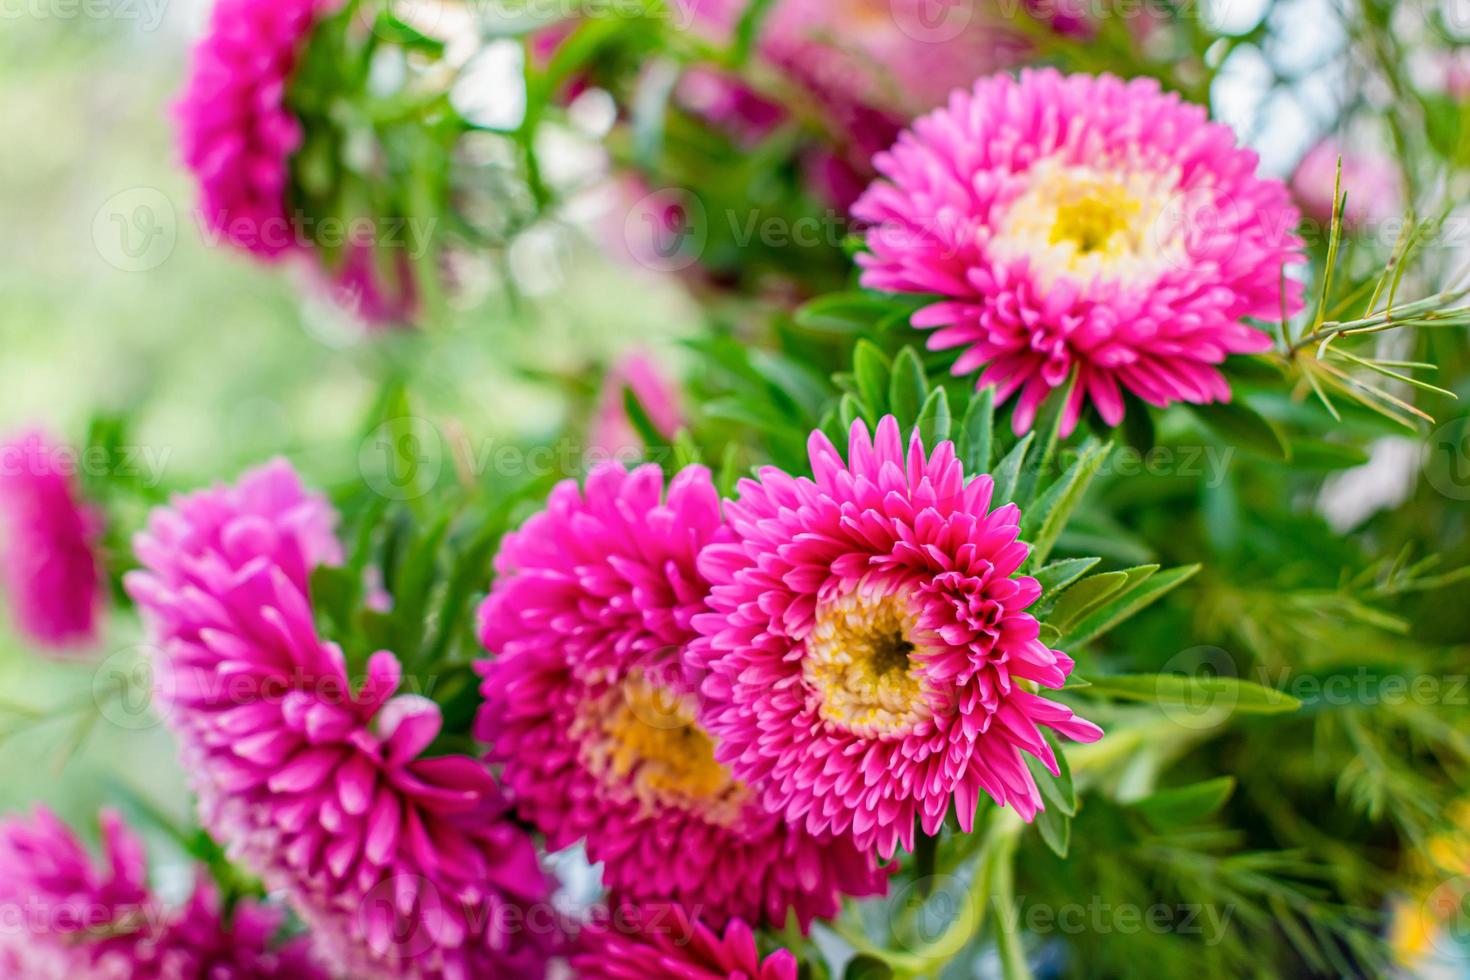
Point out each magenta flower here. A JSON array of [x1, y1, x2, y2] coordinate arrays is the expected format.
[[690, 417, 1102, 859], [175, 0, 418, 327], [175, 0, 321, 260], [1291, 138, 1404, 233], [590, 353, 685, 458], [854, 70, 1305, 435], [0, 430, 104, 651], [477, 463, 888, 930], [125, 460, 555, 978], [0, 806, 321, 979], [573, 905, 797, 980]]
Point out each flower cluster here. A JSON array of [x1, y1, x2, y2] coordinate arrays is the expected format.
[[0, 806, 321, 978], [476, 463, 888, 929], [125, 460, 555, 978], [854, 69, 1305, 434]]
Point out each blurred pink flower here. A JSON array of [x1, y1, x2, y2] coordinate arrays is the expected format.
[[176, 0, 418, 327], [0, 806, 322, 979], [855, 69, 1304, 434], [0, 430, 104, 651], [125, 460, 556, 978], [573, 905, 798, 979], [1291, 138, 1404, 233], [590, 353, 685, 456], [175, 0, 322, 261], [477, 463, 888, 930], [691, 417, 1102, 859]]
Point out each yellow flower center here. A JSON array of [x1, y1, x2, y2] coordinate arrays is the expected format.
[[804, 591, 932, 737], [579, 671, 749, 824], [1049, 182, 1141, 254], [989, 158, 1184, 288]]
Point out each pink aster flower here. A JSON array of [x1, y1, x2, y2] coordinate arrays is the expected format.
[[1291, 138, 1404, 235], [175, 0, 323, 260], [590, 353, 685, 458], [0, 806, 321, 979], [476, 463, 887, 930], [854, 69, 1305, 435], [573, 905, 797, 980], [176, 0, 419, 328], [0, 430, 104, 651], [690, 416, 1103, 859], [124, 459, 555, 978]]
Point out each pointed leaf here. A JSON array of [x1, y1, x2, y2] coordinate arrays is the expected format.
[[1078, 674, 1300, 714], [992, 433, 1034, 505], [1034, 557, 1101, 606], [888, 346, 928, 428], [917, 387, 951, 446], [853, 341, 890, 421], [1191, 400, 1289, 461], [1061, 564, 1198, 647], [1021, 440, 1111, 567], [960, 387, 995, 474], [1134, 777, 1236, 830]]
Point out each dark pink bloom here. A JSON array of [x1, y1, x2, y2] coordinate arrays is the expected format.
[[590, 353, 685, 457], [691, 417, 1103, 859], [0, 806, 321, 979], [854, 70, 1305, 435], [175, 0, 418, 327], [315, 240, 420, 329], [477, 463, 887, 930], [175, 0, 322, 260], [125, 460, 555, 978], [0, 430, 104, 650], [573, 905, 797, 979]]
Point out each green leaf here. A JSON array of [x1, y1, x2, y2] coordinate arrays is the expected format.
[[793, 292, 891, 334], [844, 955, 894, 980], [1034, 802, 1071, 858], [1015, 374, 1076, 506], [916, 387, 952, 446], [853, 341, 890, 422], [731, 0, 780, 64], [371, 12, 446, 54], [1048, 569, 1136, 632], [623, 385, 666, 455], [1079, 674, 1301, 714], [1190, 400, 1289, 461], [1033, 557, 1101, 606], [391, 514, 450, 660], [888, 346, 928, 429], [959, 387, 995, 474], [1287, 439, 1371, 470], [1060, 564, 1200, 647], [310, 565, 361, 636], [992, 433, 1034, 506], [1134, 777, 1236, 829], [1021, 441, 1111, 567], [838, 394, 866, 433], [1026, 731, 1077, 817]]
